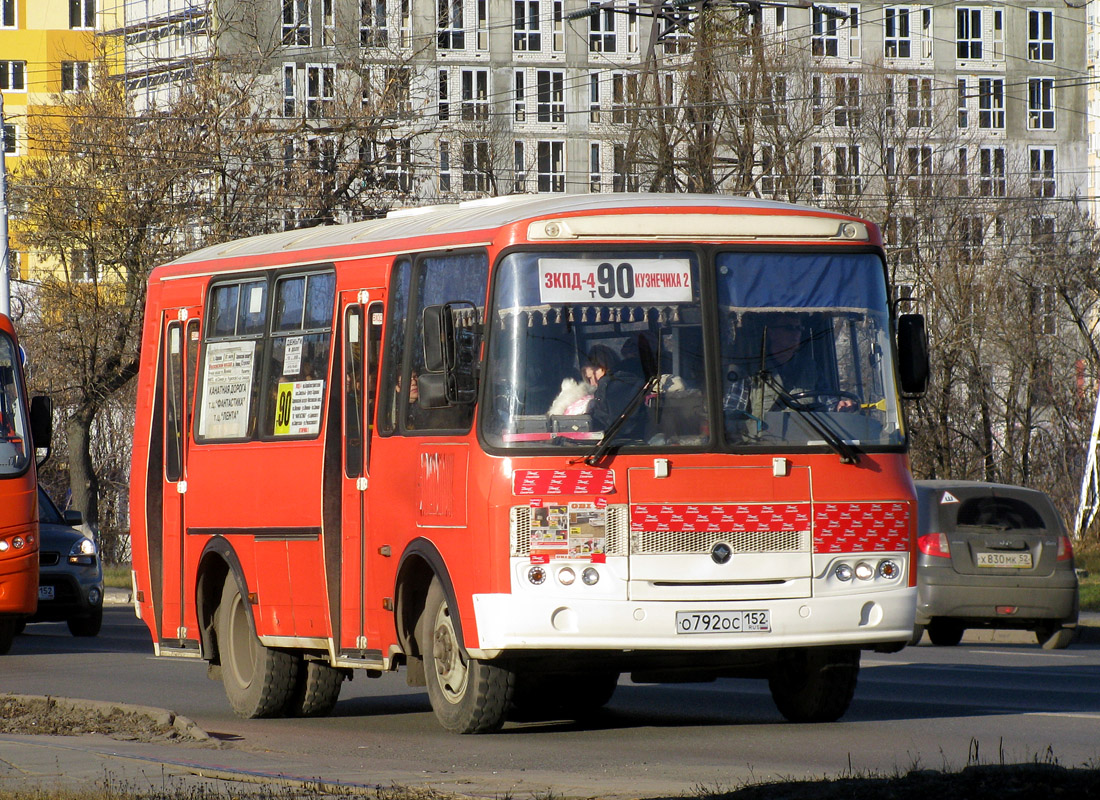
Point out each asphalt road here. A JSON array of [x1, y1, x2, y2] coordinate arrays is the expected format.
[[4, 606, 1100, 798]]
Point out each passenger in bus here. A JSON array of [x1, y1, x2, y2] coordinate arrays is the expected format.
[[586, 344, 647, 439]]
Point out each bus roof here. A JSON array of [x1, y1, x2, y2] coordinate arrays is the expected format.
[[160, 194, 874, 275]]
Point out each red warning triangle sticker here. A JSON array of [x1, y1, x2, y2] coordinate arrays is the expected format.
[[940, 491, 960, 504]]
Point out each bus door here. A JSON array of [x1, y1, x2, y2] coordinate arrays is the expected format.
[[161, 308, 201, 649], [339, 292, 384, 656]]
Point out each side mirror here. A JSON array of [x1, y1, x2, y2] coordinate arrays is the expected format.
[[30, 395, 52, 451], [63, 509, 83, 527], [897, 314, 929, 396], [421, 302, 479, 405]]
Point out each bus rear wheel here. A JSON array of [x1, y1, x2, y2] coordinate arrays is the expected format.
[[286, 659, 344, 717], [768, 647, 860, 723], [0, 619, 15, 655], [217, 577, 298, 718], [419, 577, 512, 734]]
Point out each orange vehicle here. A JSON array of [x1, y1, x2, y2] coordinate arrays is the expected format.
[[130, 194, 929, 732], [0, 312, 53, 654]]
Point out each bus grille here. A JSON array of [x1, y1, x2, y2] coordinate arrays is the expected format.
[[630, 529, 810, 556], [510, 504, 629, 557]]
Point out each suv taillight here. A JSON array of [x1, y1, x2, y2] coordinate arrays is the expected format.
[[917, 532, 951, 558], [1057, 535, 1073, 562]]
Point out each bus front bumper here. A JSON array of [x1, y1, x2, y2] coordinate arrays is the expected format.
[[469, 588, 917, 659]]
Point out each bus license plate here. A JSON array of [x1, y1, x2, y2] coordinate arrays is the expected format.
[[976, 552, 1032, 568], [38, 585, 55, 601], [676, 610, 771, 634]]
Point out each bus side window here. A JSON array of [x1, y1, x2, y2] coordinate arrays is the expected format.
[[378, 259, 412, 436]]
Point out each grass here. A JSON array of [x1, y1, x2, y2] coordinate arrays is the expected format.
[[1075, 542, 1100, 613], [102, 564, 131, 590]]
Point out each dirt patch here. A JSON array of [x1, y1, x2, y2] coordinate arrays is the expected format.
[[0, 695, 208, 744]]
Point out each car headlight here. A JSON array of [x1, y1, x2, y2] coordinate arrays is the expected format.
[[68, 537, 97, 566]]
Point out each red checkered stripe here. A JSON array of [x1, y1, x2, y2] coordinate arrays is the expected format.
[[630, 504, 811, 533], [513, 469, 616, 496], [813, 502, 911, 553]]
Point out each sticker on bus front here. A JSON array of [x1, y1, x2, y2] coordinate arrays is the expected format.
[[538, 258, 693, 304]]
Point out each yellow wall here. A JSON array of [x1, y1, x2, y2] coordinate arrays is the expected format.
[[1, 2, 121, 279]]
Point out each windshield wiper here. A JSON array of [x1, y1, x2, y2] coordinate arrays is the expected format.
[[756, 371, 861, 464], [575, 375, 656, 467]]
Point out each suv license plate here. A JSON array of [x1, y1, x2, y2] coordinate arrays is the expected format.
[[38, 585, 55, 601], [976, 552, 1032, 568], [676, 610, 771, 634]]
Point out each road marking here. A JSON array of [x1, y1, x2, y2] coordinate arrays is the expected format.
[[1024, 712, 1100, 720]]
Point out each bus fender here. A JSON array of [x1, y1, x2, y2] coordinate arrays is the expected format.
[[196, 536, 252, 665], [394, 539, 462, 667]]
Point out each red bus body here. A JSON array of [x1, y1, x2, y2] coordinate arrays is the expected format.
[[0, 313, 40, 652], [130, 195, 921, 730]]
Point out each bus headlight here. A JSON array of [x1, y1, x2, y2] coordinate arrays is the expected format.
[[581, 567, 600, 586], [854, 562, 875, 581], [834, 563, 853, 581], [557, 567, 576, 586]]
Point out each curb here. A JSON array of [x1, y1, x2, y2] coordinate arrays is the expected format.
[[2, 693, 212, 743]]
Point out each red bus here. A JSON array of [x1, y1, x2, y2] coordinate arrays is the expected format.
[[0, 312, 53, 654], [130, 195, 928, 732]]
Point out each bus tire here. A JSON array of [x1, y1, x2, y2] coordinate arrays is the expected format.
[[217, 577, 298, 718], [419, 577, 512, 734], [768, 647, 859, 723], [0, 619, 14, 655], [511, 671, 619, 720], [286, 659, 344, 717], [68, 605, 103, 638]]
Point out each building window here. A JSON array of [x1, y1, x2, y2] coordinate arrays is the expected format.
[[661, 0, 692, 55], [589, 73, 600, 122], [978, 147, 1005, 197], [1028, 78, 1054, 130], [514, 71, 526, 122], [461, 69, 489, 121], [957, 78, 968, 128], [322, 0, 335, 45], [306, 65, 335, 118], [811, 75, 825, 125], [834, 76, 859, 127], [906, 145, 932, 196], [536, 70, 564, 123], [958, 216, 984, 265], [381, 67, 410, 116], [611, 72, 638, 124], [907, 77, 931, 127], [884, 6, 911, 58], [977, 78, 1004, 129], [552, 0, 564, 51], [438, 0, 465, 49], [1031, 284, 1056, 335], [1029, 147, 1055, 197], [1028, 9, 1054, 61], [283, 65, 298, 116], [0, 61, 24, 91], [834, 145, 861, 195], [2, 123, 16, 155], [477, 0, 489, 49], [613, 144, 636, 192], [537, 140, 565, 192], [463, 140, 490, 192], [1030, 217, 1054, 249], [282, 0, 310, 45], [439, 141, 451, 192], [438, 69, 449, 120], [627, 0, 639, 52], [812, 145, 824, 196], [589, 142, 601, 192], [1, 0, 14, 29], [762, 76, 787, 126], [589, 3, 615, 52], [956, 147, 969, 195], [361, 0, 387, 47], [514, 0, 541, 51], [69, 0, 94, 29], [61, 61, 90, 93], [759, 145, 780, 195], [382, 139, 412, 192], [812, 6, 839, 57], [514, 141, 526, 192], [956, 7, 981, 59]]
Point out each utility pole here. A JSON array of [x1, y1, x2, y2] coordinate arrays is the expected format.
[[0, 91, 10, 317]]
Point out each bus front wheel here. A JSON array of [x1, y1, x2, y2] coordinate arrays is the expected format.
[[419, 577, 512, 733], [768, 647, 860, 723], [217, 577, 299, 718]]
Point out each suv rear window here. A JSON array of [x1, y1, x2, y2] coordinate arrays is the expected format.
[[956, 496, 1045, 529]]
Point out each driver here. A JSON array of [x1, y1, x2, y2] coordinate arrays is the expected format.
[[727, 313, 857, 419]]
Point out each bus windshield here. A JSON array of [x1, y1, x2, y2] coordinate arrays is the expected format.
[[482, 249, 904, 452], [0, 333, 29, 474]]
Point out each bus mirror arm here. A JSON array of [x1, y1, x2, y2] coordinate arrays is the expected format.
[[29, 395, 52, 468], [422, 302, 480, 406], [897, 314, 930, 397]]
